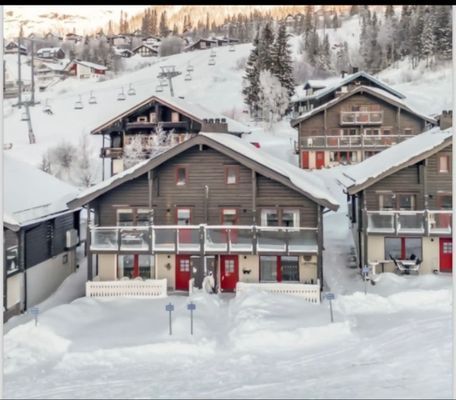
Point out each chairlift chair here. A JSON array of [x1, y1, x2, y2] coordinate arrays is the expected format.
[[20, 111, 29, 121], [43, 99, 53, 114], [186, 64, 194, 73], [117, 87, 126, 101], [229, 44, 235, 52], [208, 58, 216, 66], [159, 78, 168, 87], [88, 91, 97, 104], [210, 49, 216, 58], [184, 72, 192, 81], [155, 83, 164, 93], [74, 95, 83, 110], [127, 84, 136, 96]]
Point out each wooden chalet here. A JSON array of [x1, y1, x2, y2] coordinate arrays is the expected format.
[[132, 43, 158, 57]]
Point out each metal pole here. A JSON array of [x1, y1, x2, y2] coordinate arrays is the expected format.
[[168, 76, 174, 97], [329, 299, 334, 323], [30, 40, 35, 104], [168, 309, 172, 335], [190, 308, 193, 335], [17, 26, 22, 108]]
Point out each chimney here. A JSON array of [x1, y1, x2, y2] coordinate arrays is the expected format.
[[341, 70, 347, 78], [439, 110, 453, 130], [352, 66, 359, 74]]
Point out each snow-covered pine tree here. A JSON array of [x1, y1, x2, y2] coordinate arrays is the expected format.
[[433, 5, 452, 60], [398, 5, 412, 59], [316, 34, 333, 73], [306, 27, 320, 67], [335, 41, 350, 74], [258, 22, 274, 71], [159, 10, 168, 37], [242, 28, 261, 118], [123, 135, 145, 169], [303, 5, 314, 43], [421, 8, 435, 67], [271, 22, 295, 98], [258, 70, 289, 129], [410, 5, 425, 68], [367, 12, 383, 73]]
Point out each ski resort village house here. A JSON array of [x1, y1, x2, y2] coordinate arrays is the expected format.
[[132, 44, 158, 57], [67, 133, 339, 298], [36, 47, 66, 60], [3, 156, 81, 322], [342, 126, 452, 275], [91, 94, 250, 177], [64, 59, 107, 79], [290, 70, 437, 169]]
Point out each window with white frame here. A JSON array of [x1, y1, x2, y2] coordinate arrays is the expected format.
[[261, 209, 279, 226], [282, 209, 300, 227]]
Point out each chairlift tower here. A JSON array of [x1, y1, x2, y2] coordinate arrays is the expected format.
[[156, 65, 181, 97]]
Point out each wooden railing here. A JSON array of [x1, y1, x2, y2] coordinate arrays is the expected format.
[[340, 111, 383, 125], [235, 281, 321, 304], [86, 278, 167, 297], [300, 134, 414, 149]]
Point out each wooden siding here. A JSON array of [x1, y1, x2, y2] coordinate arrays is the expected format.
[[24, 212, 77, 269], [299, 92, 427, 139], [426, 145, 452, 208], [96, 145, 319, 227]]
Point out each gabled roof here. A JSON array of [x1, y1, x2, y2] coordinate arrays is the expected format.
[[290, 85, 436, 128], [36, 47, 64, 55], [291, 71, 406, 104], [132, 43, 159, 53], [184, 38, 217, 50], [67, 133, 339, 211], [4, 155, 80, 231], [343, 126, 452, 194], [90, 94, 250, 135], [65, 59, 107, 71]]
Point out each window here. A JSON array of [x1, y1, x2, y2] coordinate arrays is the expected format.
[[261, 209, 279, 226], [176, 166, 188, 186], [177, 208, 191, 225], [378, 193, 394, 210], [6, 245, 19, 274], [117, 209, 134, 226], [221, 208, 238, 225], [118, 254, 153, 279], [225, 259, 235, 274], [282, 209, 300, 227], [260, 256, 278, 282], [365, 128, 380, 135], [117, 208, 151, 226], [397, 194, 415, 210], [437, 194, 452, 210], [136, 209, 151, 226], [342, 128, 358, 136], [438, 155, 450, 173], [403, 128, 413, 135], [171, 112, 180, 122], [281, 256, 299, 282], [383, 128, 392, 135], [385, 237, 422, 260], [225, 165, 239, 185], [149, 112, 157, 123]]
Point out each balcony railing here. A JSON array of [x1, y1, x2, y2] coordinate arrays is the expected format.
[[366, 210, 452, 236], [100, 147, 123, 158], [126, 121, 189, 130], [90, 225, 319, 255], [340, 111, 383, 125], [301, 135, 414, 149]]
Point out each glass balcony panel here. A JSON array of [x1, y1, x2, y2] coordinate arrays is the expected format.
[[257, 229, 286, 252], [120, 228, 150, 251], [154, 228, 176, 252], [367, 213, 395, 233], [288, 229, 318, 253], [397, 213, 425, 234], [91, 229, 118, 250], [205, 228, 228, 252], [428, 211, 452, 234], [229, 228, 254, 252], [177, 227, 200, 252]]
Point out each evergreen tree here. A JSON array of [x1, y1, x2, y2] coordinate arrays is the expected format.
[[434, 6, 452, 60], [242, 28, 261, 118], [421, 8, 435, 67], [159, 11, 168, 37], [303, 5, 314, 42], [316, 34, 332, 72], [350, 5, 359, 16], [410, 5, 425, 68], [332, 12, 339, 30], [257, 22, 274, 71], [271, 22, 295, 98], [398, 5, 412, 58], [384, 5, 395, 19], [306, 27, 320, 67]]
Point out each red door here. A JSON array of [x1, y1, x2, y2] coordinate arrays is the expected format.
[[220, 255, 238, 292], [176, 255, 191, 290], [439, 238, 453, 272], [301, 151, 309, 169], [316, 151, 325, 169]]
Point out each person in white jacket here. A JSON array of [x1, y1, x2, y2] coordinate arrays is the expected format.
[[202, 271, 216, 294]]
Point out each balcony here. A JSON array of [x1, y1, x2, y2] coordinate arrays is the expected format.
[[90, 225, 319, 255], [340, 111, 383, 125], [100, 147, 123, 158], [366, 210, 452, 236], [126, 121, 189, 130], [301, 135, 414, 149]]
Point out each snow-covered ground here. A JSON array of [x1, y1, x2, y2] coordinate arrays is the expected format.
[[3, 176, 452, 398]]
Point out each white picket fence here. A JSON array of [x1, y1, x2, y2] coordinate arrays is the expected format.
[[86, 279, 167, 298], [236, 281, 321, 304]]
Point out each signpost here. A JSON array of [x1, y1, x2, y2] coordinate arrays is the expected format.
[[30, 307, 39, 327], [165, 303, 174, 335], [325, 292, 335, 323], [187, 302, 196, 335], [362, 265, 370, 295]]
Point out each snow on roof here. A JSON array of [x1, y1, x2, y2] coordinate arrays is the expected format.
[[37, 47, 63, 54], [4, 154, 80, 229], [291, 71, 405, 103], [291, 85, 436, 127], [132, 43, 158, 53], [75, 60, 108, 70], [342, 126, 452, 193], [200, 132, 339, 209], [92, 93, 250, 135]]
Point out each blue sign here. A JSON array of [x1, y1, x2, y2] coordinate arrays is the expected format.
[[362, 265, 370, 275], [325, 292, 335, 300], [30, 307, 39, 315], [165, 303, 174, 312], [187, 303, 196, 311]]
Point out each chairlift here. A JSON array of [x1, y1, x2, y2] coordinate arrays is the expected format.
[[117, 87, 126, 101], [155, 83, 164, 93], [20, 110, 29, 121], [43, 99, 53, 114], [127, 84, 136, 96], [229, 44, 235, 52], [210, 49, 216, 58], [186, 64, 194, 73], [208, 58, 216, 66], [88, 91, 97, 104], [184, 72, 192, 81], [74, 95, 83, 110], [159, 78, 168, 87]]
